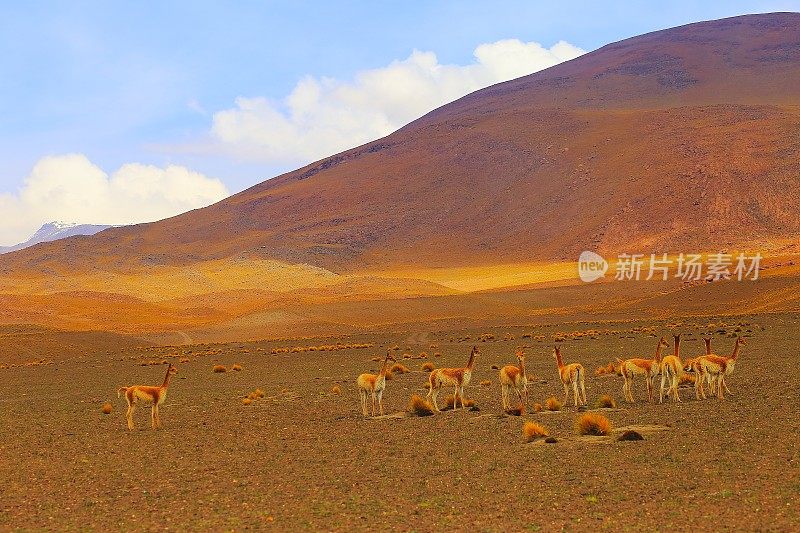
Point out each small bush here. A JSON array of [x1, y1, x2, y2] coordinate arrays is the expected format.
[[444, 394, 475, 410], [331, 385, 342, 395], [533, 402, 543, 413], [595, 395, 617, 409], [523, 421, 549, 442], [101, 402, 113, 414], [408, 394, 434, 416], [480, 380, 492, 387], [232, 364, 242, 372], [505, 405, 525, 416], [391, 363, 410, 374], [576, 413, 612, 436], [212, 365, 227, 373], [255, 388, 264, 398], [545, 396, 562, 411], [242, 398, 252, 406], [247, 392, 257, 400], [618, 430, 644, 441], [422, 362, 435, 372]]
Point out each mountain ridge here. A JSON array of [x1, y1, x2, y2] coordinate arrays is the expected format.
[[1, 12, 799, 274]]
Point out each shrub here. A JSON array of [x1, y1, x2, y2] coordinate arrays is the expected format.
[[523, 421, 549, 442], [331, 385, 342, 395], [242, 398, 252, 406], [533, 402, 543, 413], [101, 402, 113, 414], [391, 363, 410, 374], [408, 394, 434, 416], [545, 396, 562, 411], [444, 394, 475, 410], [505, 405, 525, 416], [480, 380, 491, 387], [232, 364, 242, 372], [255, 389, 264, 398], [576, 413, 612, 436], [212, 365, 227, 373], [595, 394, 617, 409], [421, 362, 435, 372]]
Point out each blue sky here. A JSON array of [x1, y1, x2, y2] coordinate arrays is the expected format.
[[1, 1, 798, 244]]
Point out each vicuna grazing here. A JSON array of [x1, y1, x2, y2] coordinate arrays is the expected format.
[[618, 336, 668, 403], [553, 346, 586, 407], [427, 346, 478, 412], [659, 334, 684, 403], [499, 350, 528, 411], [357, 351, 396, 416], [117, 364, 178, 430]]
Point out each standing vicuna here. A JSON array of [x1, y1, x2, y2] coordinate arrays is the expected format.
[[118, 363, 178, 430], [553, 346, 586, 407], [617, 336, 668, 403], [698, 336, 746, 399], [659, 334, 683, 403], [682, 337, 714, 399], [357, 351, 396, 416], [427, 346, 478, 412], [499, 350, 528, 411]]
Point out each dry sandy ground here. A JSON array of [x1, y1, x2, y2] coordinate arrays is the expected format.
[[1, 314, 798, 531]]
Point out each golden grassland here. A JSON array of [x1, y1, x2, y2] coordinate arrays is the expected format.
[[0, 253, 799, 341]]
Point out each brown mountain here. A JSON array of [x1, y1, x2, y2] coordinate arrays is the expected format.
[[3, 12, 800, 275]]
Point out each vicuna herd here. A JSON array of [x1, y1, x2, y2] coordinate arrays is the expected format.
[[356, 334, 746, 417]]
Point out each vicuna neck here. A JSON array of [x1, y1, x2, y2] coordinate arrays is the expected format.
[[162, 367, 172, 388], [518, 357, 526, 378], [673, 336, 681, 358], [704, 338, 711, 355], [379, 356, 391, 376], [555, 349, 564, 368], [655, 342, 665, 362], [466, 351, 476, 370], [731, 340, 742, 360]]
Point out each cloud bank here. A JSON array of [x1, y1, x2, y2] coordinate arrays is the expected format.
[[0, 154, 229, 245], [210, 39, 584, 164]]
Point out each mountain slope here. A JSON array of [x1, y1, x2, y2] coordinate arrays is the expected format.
[[0, 222, 114, 254], [2, 12, 799, 275]]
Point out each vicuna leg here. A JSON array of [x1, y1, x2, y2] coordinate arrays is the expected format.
[[370, 392, 377, 416], [660, 372, 668, 404], [572, 379, 579, 407], [579, 377, 587, 405], [562, 382, 570, 405], [377, 390, 384, 416], [126, 401, 136, 430]]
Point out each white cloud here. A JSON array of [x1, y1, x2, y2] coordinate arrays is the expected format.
[[210, 39, 584, 165], [0, 154, 229, 246]]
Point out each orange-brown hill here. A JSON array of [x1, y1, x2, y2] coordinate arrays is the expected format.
[[3, 12, 800, 275]]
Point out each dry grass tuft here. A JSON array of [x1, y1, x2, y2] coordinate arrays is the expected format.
[[242, 398, 252, 406], [444, 394, 475, 410], [255, 388, 264, 398], [545, 396, 562, 411], [408, 394, 435, 416], [595, 394, 617, 409], [232, 363, 242, 372], [331, 385, 342, 395], [523, 421, 549, 442], [212, 364, 227, 373], [480, 379, 492, 387], [421, 362, 435, 372], [576, 413, 612, 436], [505, 404, 525, 416], [391, 363, 410, 374], [101, 402, 113, 414], [533, 402, 543, 413], [247, 392, 257, 400]]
